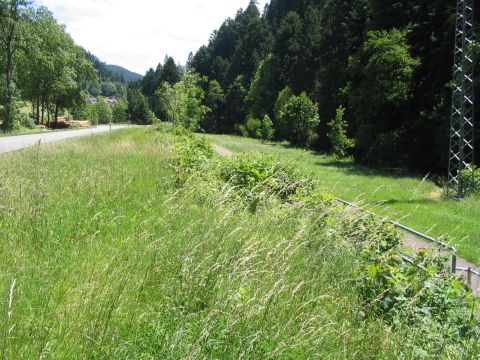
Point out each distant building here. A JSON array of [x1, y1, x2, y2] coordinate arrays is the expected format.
[[105, 98, 119, 107], [88, 97, 98, 105]]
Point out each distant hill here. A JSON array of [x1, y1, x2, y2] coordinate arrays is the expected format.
[[107, 65, 143, 83]]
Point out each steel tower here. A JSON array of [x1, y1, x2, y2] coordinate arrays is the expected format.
[[448, 0, 475, 198]]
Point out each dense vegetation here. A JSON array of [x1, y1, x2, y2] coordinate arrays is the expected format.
[[207, 133, 480, 263], [0, 1, 138, 131], [178, 0, 479, 174], [0, 127, 477, 358]]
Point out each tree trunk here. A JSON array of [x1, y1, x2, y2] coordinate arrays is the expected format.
[[36, 97, 40, 125], [47, 104, 50, 127], [54, 101, 59, 123]]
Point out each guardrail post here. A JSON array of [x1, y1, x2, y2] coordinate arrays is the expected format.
[[451, 254, 457, 274], [467, 268, 472, 287]]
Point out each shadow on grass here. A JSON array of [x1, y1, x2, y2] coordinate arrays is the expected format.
[[315, 159, 422, 180], [373, 198, 441, 206]]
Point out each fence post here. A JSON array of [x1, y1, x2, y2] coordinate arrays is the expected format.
[[467, 268, 472, 287], [451, 254, 457, 274]]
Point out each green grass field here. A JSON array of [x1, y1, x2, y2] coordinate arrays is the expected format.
[[206, 134, 480, 264], [2, 127, 474, 358]]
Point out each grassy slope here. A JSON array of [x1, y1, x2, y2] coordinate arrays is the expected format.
[[206, 134, 480, 264], [0, 127, 428, 358]]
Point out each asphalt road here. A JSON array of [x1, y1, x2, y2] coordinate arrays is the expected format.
[[0, 125, 127, 154]]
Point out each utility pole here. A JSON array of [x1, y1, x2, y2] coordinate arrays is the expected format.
[[448, 0, 475, 198]]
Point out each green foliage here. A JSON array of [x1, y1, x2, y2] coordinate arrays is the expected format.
[[173, 135, 215, 184], [349, 215, 480, 356], [219, 153, 305, 210], [112, 100, 128, 123], [273, 86, 293, 139], [280, 92, 320, 147], [95, 98, 113, 124], [244, 116, 262, 138], [127, 87, 151, 124], [458, 166, 480, 197], [246, 54, 277, 120], [347, 28, 419, 164], [17, 113, 35, 129], [202, 80, 225, 132], [156, 72, 209, 131], [327, 106, 355, 157], [260, 114, 274, 140], [86, 104, 98, 125]]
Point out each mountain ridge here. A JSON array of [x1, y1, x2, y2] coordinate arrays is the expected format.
[[106, 64, 143, 83]]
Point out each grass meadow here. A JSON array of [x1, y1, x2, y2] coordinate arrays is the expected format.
[[0, 128, 476, 358], [207, 134, 480, 264], [0, 129, 458, 359]]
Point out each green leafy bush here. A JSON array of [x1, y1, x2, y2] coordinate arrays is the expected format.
[[173, 136, 215, 178], [219, 153, 307, 210], [327, 106, 355, 157], [458, 166, 480, 197], [96, 98, 113, 124], [279, 92, 320, 147], [155, 122, 193, 138], [260, 114, 274, 141], [344, 214, 480, 356], [245, 116, 262, 138], [273, 86, 293, 139], [18, 113, 35, 129]]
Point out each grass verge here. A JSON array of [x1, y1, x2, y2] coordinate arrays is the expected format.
[[0, 128, 477, 358], [206, 134, 480, 264]]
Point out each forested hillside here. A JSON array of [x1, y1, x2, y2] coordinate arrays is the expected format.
[[0, 2, 133, 129], [183, 0, 479, 173], [107, 64, 143, 83]]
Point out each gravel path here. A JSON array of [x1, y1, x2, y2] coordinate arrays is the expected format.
[[213, 144, 480, 292], [0, 125, 127, 154], [214, 145, 234, 157]]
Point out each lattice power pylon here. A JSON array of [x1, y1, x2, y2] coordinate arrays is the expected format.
[[448, 0, 475, 198]]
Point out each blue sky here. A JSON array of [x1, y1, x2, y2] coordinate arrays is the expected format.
[[35, 0, 269, 75]]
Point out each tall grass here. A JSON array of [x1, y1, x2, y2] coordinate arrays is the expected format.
[[0, 128, 475, 358], [206, 134, 480, 264]]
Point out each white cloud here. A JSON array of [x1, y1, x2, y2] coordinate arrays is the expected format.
[[35, 0, 270, 75]]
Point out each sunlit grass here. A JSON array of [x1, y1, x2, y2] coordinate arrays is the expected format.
[[206, 134, 480, 264], [0, 127, 440, 358]]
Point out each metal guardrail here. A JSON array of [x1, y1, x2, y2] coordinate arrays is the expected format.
[[336, 198, 479, 289]]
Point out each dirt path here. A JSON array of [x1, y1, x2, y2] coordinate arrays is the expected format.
[[0, 125, 127, 154], [213, 144, 480, 293], [214, 145, 234, 157]]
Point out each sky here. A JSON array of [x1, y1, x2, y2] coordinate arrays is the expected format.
[[35, 0, 269, 76]]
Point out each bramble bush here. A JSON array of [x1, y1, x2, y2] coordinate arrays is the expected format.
[[337, 213, 480, 357]]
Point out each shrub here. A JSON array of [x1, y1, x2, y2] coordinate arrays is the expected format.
[[219, 153, 307, 210], [273, 86, 293, 139], [96, 98, 113, 124], [173, 136, 215, 178], [155, 122, 193, 138], [260, 114, 274, 141], [112, 101, 128, 123], [344, 214, 480, 356], [18, 113, 35, 129], [458, 166, 480, 197], [280, 92, 320, 147], [327, 106, 355, 157], [245, 116, 262, 138]]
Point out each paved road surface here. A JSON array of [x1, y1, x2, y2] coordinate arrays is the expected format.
[[0, 125, 127, 154]]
